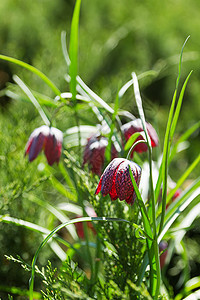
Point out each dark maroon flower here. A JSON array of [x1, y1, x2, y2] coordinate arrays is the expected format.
[[159, 241, 168, 268], [121, 119, 159, 156], [83, 135, 118, 176], [95, 158, 141, 205], [25, 125, 63, 165]]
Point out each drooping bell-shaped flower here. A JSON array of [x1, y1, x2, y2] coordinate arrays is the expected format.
[[25, 125, 63, 165], [95, 158, 141, 205], [83, 135, 118, 176], [121, 119, 159, 156]]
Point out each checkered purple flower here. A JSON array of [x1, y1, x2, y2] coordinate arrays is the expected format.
[[121, 119, 159, 156], [83, 135, 118, 176], [95, 158, 141, 205], [25, 125, 63, 165]]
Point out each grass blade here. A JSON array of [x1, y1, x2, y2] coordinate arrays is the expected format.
[[129, 166, 152, 238], [167, 154, 200, 203], [69, 0, 81, 102], [0, 214, 75, 250], [61, 31, 70, 69], [0, 54, 61, 96], [169, 121, 200, 163], [13, 75, 50, 126], [169, 71, 193, 143], [132, 73, 161, 297], [158, 188, 200, 242], [77, 76, 114, 113], [27, 194, 78, 240], [158, 37, 190, 235], [157, 177, 200, 220]]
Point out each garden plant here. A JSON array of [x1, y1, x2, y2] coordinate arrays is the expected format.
[[0, 0, 200, 299]]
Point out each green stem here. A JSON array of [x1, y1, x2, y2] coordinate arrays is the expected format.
[[131, 72, 161, 297], [149, 148, 161, 298]]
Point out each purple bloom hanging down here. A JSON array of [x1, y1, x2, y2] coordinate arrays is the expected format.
[[121, 119, 159, 156], [25, 125, 63, 165], [83, 135, 118, 176], [95, 158, 141, 205]]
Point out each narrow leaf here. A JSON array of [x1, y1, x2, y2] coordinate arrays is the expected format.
[[69, 0, 81, 102], [0, 54, 61, 96]]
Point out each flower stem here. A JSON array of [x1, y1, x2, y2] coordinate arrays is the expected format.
[[148, 147, 161, 298]]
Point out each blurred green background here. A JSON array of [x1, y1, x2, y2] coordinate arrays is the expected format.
[[0, 0, 199, 298], [1, 0, 199, 159]]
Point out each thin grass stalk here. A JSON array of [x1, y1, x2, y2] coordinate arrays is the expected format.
[[158, 37, 190, 236], [13, 75, 50, 126], [69, 0, 82, 161], [132, 72, 161, 298]]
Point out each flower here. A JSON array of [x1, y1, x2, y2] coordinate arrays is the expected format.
[[95, 158, 141, 205], [25, 125, 63, 165], [83, 134, 118, 176], [121, 119, 159, 156], [159, 241, 168, 268]]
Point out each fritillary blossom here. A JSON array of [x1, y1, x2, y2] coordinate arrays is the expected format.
[[121, 119, 159, 156], [83, 134, 118, 176], [25, 125, 63, 165], [95, 158, 141, 205]]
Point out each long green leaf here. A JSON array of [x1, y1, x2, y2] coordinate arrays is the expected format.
[[129, 166, 152, 238], [61, 31, 71, 69], [167, 154, 200, 203], [13, 75, 50, 126], [169, 121, 200, 163], [69, 0, 81, 102], [27, 195, 78, 240], [159, 177, 200, 221], [58, 161, 76, 192], [158, 37, 190, 235], [77, 76, 114, 113], [170, 71, 193, 142], [0, 54, 61, 96], [0, 215, 74, 250], [158, 188, 200, 242], [132, 73, 160, 297], [124, 132, 145, 151], [0, 285, 41, 299]]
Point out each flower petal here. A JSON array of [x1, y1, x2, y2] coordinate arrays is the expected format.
[[43, 127, 63, 165], [95, 176, 103, 195], [101, 158, 124, 196], [115, 160, 134, 201], [27, 132, 46, 162]]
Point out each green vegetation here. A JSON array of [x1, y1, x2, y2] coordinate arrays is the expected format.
[[0, 0, 200, 299]]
